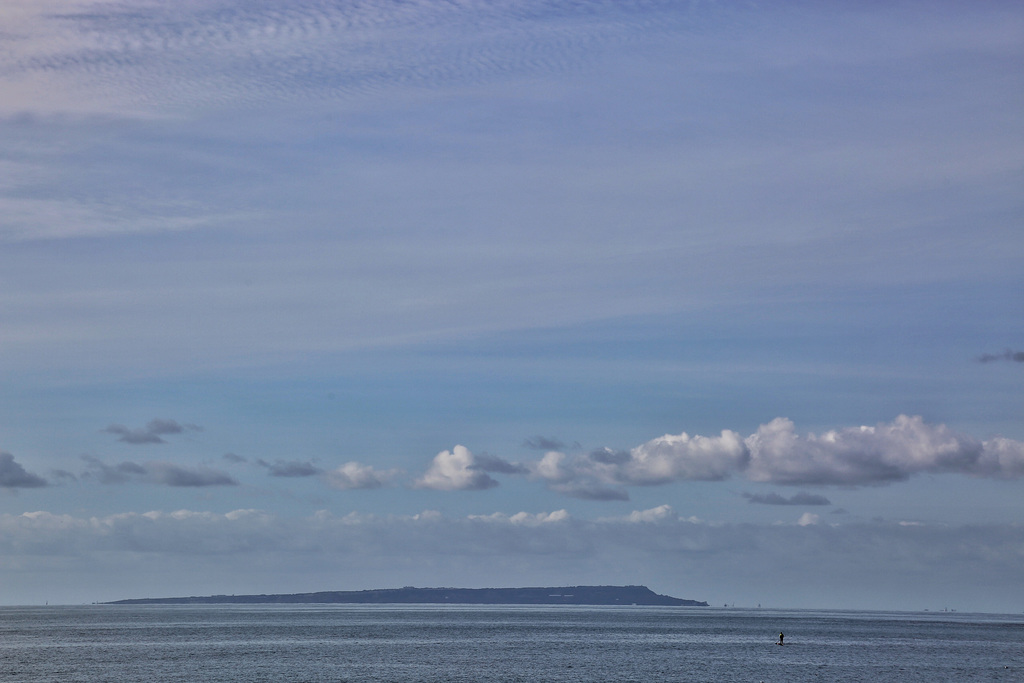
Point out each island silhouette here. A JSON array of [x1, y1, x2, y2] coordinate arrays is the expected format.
[[106, 585, 708, 606]]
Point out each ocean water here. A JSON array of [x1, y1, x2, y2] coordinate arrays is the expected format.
[[1, 604, 1021, 682]]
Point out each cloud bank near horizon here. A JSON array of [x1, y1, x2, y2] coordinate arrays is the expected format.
[[2, 505, 1021, 610]]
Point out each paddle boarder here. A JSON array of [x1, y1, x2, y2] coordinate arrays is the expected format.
[[778, 632, 784, 646]]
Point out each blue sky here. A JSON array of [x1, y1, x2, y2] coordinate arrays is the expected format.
[[1, 0, 1022, 611]]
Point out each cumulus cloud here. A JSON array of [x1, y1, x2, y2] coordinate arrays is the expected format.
[[81, 455, 235, 487], [532, 416, 1024, 495], [103, 418, 201, 445], [530, 451, 629, 500], [797, 513, 821, 526], [531, 430, 748, 497], [977, 437, 1024, 479], [743, 492, 832, 506], [322, 462, 400, 490], [978, 349, 1024, 363], [743, 415, 1023, 485], [414, 445, 498, 491], [530, 430, 747, 500], [0, 452, 48, 488], [626, 430, 750, 484]]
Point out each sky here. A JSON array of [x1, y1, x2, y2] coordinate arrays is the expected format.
[[0, 0, 1022, 612]]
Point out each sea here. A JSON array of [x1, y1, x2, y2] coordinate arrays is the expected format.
[[1, 604, 1021, 682]]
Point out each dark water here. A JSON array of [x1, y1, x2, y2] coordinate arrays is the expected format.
[[1, 605, 1021, 682]]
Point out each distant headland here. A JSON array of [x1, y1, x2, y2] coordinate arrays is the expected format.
[[106, 585, 708, 607]]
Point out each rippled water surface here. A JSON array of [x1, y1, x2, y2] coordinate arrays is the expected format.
[[1, 604, 1021, 682]]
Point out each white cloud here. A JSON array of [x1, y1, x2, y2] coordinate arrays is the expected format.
[[744, 415, 1021, 485], [627, 504, 677, 523], [322, 462, 400, 490], [412, 510, 443, 523], [511, 510, 570, 525], [797, 513, 820, 527], [528, 450, 629, 500], [625, 430, 749, 484], [534, 451, 570, 482], [531, 416, 1024, 495], [224, 509, 271, 522], [414, 445, 499, 491], [468, 510, 570, 526], [975, 437, 1024, 479]]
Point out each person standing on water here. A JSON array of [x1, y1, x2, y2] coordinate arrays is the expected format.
[[778, 632, 784, 645]]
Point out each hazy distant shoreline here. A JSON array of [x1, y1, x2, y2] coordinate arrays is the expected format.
[[105, 585, 709, 607]]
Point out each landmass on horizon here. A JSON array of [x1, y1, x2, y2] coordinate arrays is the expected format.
[[105, 585, 708, 607]]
